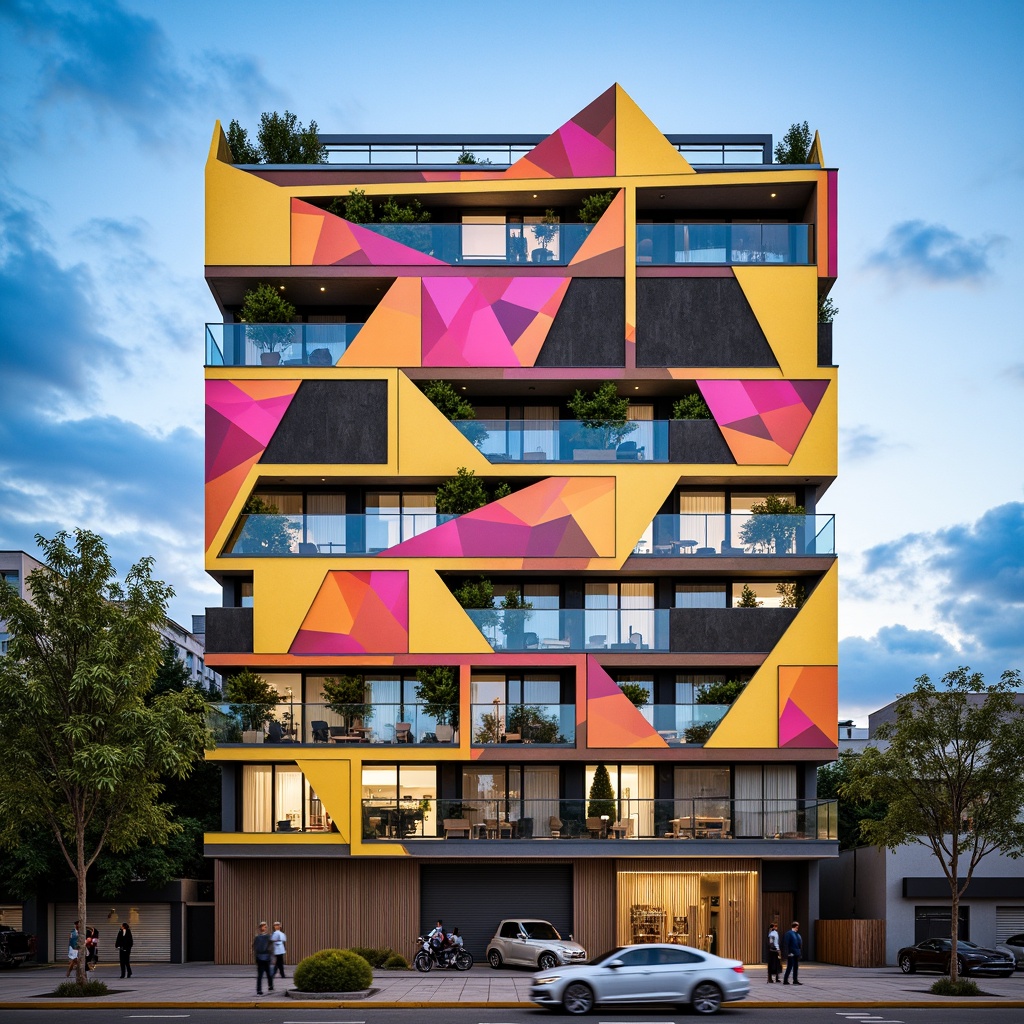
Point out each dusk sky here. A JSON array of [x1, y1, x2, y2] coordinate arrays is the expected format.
[[1, 0, 1021, 721]]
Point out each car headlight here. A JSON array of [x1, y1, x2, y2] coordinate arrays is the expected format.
[[534, 976, 560, 984]]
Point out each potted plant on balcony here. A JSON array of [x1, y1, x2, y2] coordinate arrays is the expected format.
[[239, 283, 296, 365], [530, 208, 559, 262], [587, 763, 617, 821], [225, 669, 280, 742], [322, 674, 374, 736], [578, 191, 616, 224], [415, 667, 459, 741], [499, 587, 532, 651], [422, 380, 488, 449], [237, 495, 298, 554], [737, 495, 806, 554], [567, 381, 637, 459], [452, 576, 500, 647]]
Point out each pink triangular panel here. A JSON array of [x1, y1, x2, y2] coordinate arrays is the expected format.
[[699, 380, 759, 423], [587, 657, 625, 699], [726, 413, 775, 441], [205, 420, 265, 481], [791, 379, 829, 412], [560, 119, 615, 176], [778, 700, 815, 747], [491, 299, 540, 345], [290, 629, 367, 655], [782, 721, 834, 749]]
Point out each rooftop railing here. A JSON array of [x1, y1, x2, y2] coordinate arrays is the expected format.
[[637, 223, 814, 265]]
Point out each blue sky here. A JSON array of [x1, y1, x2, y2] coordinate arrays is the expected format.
[[0, 0, 1021, 720]]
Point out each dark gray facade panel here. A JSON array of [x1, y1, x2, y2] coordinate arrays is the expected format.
[[903, 877, 1024, 899], [817, 322, 833, 366], [261, 379, 388, 464], [636, 278, 777, 367], [420, 863, 572, 960], [668, 419, 735, 464], [535, 280, 625, 367], [669, 607, 797, 653], [205, 607, 253, 653]]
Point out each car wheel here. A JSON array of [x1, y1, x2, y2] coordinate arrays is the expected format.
[[488, 949, 503, 969], [538, 951, 559, 971], [899, 954, 915, 974], [562, 981, 595, 1015], [691, 981, 723, 1015], [413, 951, 432, 973]]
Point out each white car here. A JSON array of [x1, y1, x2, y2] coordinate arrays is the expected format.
[[530, 942, 750, 1015], [996, 932, 1024, 969], [487, 919, 587, 970]]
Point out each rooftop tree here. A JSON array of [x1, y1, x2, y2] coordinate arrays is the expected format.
[[226, 110, 326, 164], [0, 530, 208, 985], [843, 667, 1024, 985], [775, 121, 813, 164]]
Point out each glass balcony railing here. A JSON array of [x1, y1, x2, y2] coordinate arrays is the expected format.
[[205, 323, 365, 367], [350, 221, 594, 266], [637, 223, 814, 265], [469, 703, 575, 745], [465, 608, 670, 652], [359, 796, 838, 841], [207, 701, 453, 745], [631, 513, 835, 557], [224, 513, 456, 556], [455, 419, 668, 463]]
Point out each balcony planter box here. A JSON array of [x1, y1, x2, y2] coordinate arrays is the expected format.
[[434, 724, 454, 743], [668, 420, 734, 464], [242, 729, 265, 744], [669, 607, 797, 654]]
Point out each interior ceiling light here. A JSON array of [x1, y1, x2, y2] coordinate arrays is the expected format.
[[278, 284, 285, 290], [770, 192, 777, 198], [320, 286, 326, 292]]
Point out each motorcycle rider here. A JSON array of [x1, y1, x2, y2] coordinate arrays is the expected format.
[[444, 927, 463, 966], [427, 920, 446, 961]]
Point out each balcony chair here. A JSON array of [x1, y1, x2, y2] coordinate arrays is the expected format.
[[395, 722, 412, 743], [266, 720, 285, 743], [310, 720, 329, 743], [443, 818, 472, 839], [586, 816, 606, 839], [549, 816, 563, 839], [586, 634, 607, 649], [308, 347, 332, 366], [610, 818, 635, 840], [615, 440, 645, 461], [298, 542, 318, 555]]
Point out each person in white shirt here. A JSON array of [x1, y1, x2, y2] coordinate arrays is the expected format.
[[270, 921, 288, 979], [767, 921, 781, 983]]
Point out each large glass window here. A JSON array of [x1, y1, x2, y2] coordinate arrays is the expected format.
[[462, 214, 506, 261], [240, 764, 330, 833], [585, 581, 654, 647], [362, 764, 438, 838], [470, 671, 568, 744], [366, 491, 437, 550], [731, 581, 795, 608], [675, 584, 727, 608], [585, 764, 655, 837]]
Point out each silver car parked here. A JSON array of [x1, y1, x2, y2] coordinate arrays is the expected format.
[[530, 942, 750, 1015], [996, 932, 1024, 969], [487, 919, 587, 970]]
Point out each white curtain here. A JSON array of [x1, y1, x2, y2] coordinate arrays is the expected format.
[[620, 581, 654, 647], [523, 405, 558, 460], [306, 492, 346, 553], [242, 765, 272, 832], [523, 766, 559, 836], [734, 765, 762, 838], [765, 764, 797, 836], [678, 490, 726, 551]]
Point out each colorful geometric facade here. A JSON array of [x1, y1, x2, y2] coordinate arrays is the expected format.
[[203, 84, 840, 966]]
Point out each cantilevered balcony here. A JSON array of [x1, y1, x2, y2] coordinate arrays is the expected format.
[[206, 323, 364, 367], [456, 420, 669, 462], [631, 513, 835, 558], [637, 224, 814, 265]]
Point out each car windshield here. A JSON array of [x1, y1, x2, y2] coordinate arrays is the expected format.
[[589, 947, 625, 965], [958, 941, 980, 949], [524, 922, 560, 940]]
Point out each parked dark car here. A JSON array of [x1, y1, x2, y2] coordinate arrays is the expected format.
[[0, 926, 33, 967], [896, 938, 1014, 977]]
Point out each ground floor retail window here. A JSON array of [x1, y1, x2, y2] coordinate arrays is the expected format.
[[617, 868, 760, 965], [915, 905, 969, 943]]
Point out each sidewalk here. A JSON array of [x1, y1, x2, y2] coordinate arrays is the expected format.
[[1, 960, 1023, 1009]]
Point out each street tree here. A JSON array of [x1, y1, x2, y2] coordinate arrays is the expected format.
[[843, 667, 1024, 982], [0, 530, 209, 984]]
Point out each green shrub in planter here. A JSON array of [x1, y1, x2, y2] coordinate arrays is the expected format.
[[930, 977, 980, 996], [51, 979, 110, 997], [347, 945, 391, 968], [293, 948, 373, 992], [383, 952, 411, 970]]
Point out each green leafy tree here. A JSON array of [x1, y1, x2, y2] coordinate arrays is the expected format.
[[150, 639, 192, 700], [776, 581, 805, 608], [423, 380, 488, 449], [672, 393, 712, 419], [379, 196, 430, 224], [328, 188, 375, 223], [239, 284, 297, 356], [817, 750, 887, 852], [618, 682, 650, 709], [843, 668, 1024, 982], [225, 669, 280, 732], [818, 296, 838, 323], [226, 119, 259, 163], [237, 494, 297, 554], [735, 583, 762, 608], [695, 679, 747, 705], [321, 674, 373, 732], [414, 667, 459, 728], [0, 530, 208, 984], [578, 191, 616, 223], [775, 121, 812, 164], [567, 381, 637, 449], [738, 495, 807, 554], [587, 763, 617, 819], [436, 467, 489, 515]]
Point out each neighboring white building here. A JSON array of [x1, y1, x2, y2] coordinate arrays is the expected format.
[[0, 550, 47, 654], [837, 719, 869, 754], [158, 615, 222, 693]]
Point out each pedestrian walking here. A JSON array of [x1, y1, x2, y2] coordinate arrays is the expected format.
[[766, 920, 781, 983], [782, 920, 803, 985], [115, 922, 134, 978], [86, 926, 100, 970], [253, 921, 273, 995], [65, 920, 81, 978], [271, 920, 287, 979]]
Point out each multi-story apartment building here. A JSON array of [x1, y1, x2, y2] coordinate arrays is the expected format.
[[158, 614, 222, 693], [202, 85, 839, 966]]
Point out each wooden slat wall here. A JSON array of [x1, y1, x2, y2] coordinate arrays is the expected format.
[[215, 859, 418, 964], [573, 859, 616, 957], [815, 919, 886, 967]]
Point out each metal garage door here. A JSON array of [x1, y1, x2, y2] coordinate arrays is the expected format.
[[0, 905, 23, 930], [55, 904, 171, 962], [420, 864, 573, 961], [997, 907, 1024, 942]]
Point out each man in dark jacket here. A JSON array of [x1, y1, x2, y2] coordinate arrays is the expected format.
[[253, 921, 273, 995], [115, 922, 134, 978], [782, 921, 803, 985]]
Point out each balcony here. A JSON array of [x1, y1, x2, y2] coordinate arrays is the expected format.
[[224, 513, 456, 556], [456, 419, 669, 463], [469, 703, 575, 745], [631, 514, 835, 557], [359, 796, 837, 842], [206, 323, 364, 367], [637, 224, 814, 265]]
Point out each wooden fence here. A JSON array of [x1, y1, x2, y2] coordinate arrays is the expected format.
[[815, 919, 886, 967]]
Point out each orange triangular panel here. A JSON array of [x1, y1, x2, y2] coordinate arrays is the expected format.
[[339, 277, 422, 367]]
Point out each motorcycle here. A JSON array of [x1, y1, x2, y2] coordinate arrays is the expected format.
[[413, 935, 473, 972]]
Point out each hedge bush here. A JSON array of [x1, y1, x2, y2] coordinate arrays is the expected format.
[[930, 978, 981, 996], [293, 949, 373, 992], [347, 945, 391, 968], [382, 952, 411, 970], [51, 980, 110, 997]]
